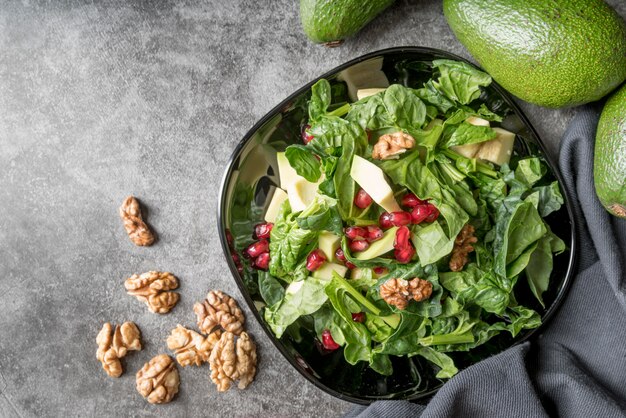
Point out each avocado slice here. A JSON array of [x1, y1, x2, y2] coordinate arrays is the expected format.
[[319, 231, 341, 261], [312, 262, 348, 280], [350, 155, 401, 213], [475, 127, 515, 166], [355, 227, 398, 260], [264, 187, 288, 223]]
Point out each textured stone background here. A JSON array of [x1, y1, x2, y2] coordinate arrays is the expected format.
[[1, 1, 624, 417]]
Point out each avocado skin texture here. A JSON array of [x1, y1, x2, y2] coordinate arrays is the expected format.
[[443, 0, 626, 108], [595, 83, 626, 219], [300, 0, 394, 44]]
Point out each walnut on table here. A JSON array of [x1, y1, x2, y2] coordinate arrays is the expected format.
[[119, 196, 155, 246], [136, 354, 180, 404], [209, 331, 257, 392], [166, 324, 221, 367], [449, 224, 478, 272], [96, 322, 141, 377], [124, 271, 180, 314], [193, 290, 245, 335], [379, 277, 433, 310], [372, 132, 416, 160]]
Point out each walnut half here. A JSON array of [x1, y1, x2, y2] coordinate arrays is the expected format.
[[125, 271, 180, 314], [194, 290, 245, 335], [380, 277, 433, 310], [209, 331, 257, 392], [372, 132, 416, 160], [136, 354, 180, 404], [449, 224, 478, 272], [119, 196, 155, 246], [166, 325, 221, 367], [96, 322, 142, 377]]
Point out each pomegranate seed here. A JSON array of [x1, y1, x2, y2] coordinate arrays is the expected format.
[[395, 246, 415, 264], [345, 226, 367, 241], [411, 204, 439, 224], [373, 266, 388, 276], [390, 211, 412, 227], [425, 205, 440, 223], [345, 260, 356, 269], [231, 252, 241, 264], [335, 247, 346, 262], [394, 226, 411, 250], [321, 330, 340, 350], [401, 193, 425, 208], [349, 239, 370, 253], [365, 225, 383, 242], [306, 249, 327, 271], [225, 229, 234, 248], [253, 252, 270, 270], [379, 212, 393, 229], [302, 124, 314, 144], [354, 189, 373, 209], [411, 205, 431, 224], [351, 312, 366, 323], [253, 222, 273, 240], [245, 239, 269, 258]]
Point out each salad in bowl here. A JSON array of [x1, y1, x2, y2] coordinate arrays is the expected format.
[[220, 49, 572, 402]]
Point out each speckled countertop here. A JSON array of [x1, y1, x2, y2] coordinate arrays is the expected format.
[[1, 1, 624, 416]]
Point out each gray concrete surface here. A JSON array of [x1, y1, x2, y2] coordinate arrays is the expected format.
[[1, 0, 625, 417]]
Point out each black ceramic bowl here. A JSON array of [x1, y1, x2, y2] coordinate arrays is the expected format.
[[218, 47, 576, 404]]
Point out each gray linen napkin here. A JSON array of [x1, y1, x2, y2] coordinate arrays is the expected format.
[[347, 105, 626, 418]]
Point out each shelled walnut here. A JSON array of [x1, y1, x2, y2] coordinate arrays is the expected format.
[[125, 271, 180, 314], [136, 354, 180, 404], [194, 290, 244, 335], [209, 331, 257, 392], [380, 277, 433, 310], [166, 325, 221, 367], [119, 196, 155, 246], [449, 224, 478, 272], [372, 132, 416, 160], [96, 322, 141, 377]]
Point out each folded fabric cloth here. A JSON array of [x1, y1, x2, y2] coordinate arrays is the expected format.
[[347, 105, 626, 418]]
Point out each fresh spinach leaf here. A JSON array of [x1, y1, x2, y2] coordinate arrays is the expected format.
[[432, 59, 492, 105], [258, 271, 285, 307], [285, 144, 322, 182], [269, 201, 319, 282], [309, 79, 331, 120], [264, 277, 329, 338], [297, 195, 344, 236], [446, 122, 496, 147], [383, 84, 427, 129]]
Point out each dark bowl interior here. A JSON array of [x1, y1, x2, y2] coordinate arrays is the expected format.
[[218, 47, 576, 404]]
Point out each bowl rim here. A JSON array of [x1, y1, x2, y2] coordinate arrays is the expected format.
[[217, 46, 578, 405]]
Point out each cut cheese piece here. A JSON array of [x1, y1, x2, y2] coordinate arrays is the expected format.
[[319, 231, 341, 261], [350, 155, 401, 213], [264, 187, 288, 223], [312, 262, 348, 280], [277, 152, 300, 189], [338, 57, 389, 102], [355, 227, 398, 260], [450, 117, 491, 158], [286, 178, 319, 213], [475, 127, 516, 166], [356, 88, 386, 100]]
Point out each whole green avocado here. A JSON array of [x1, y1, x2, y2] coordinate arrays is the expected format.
[[300, 0, 395, 46], [443, 0, 626, 108], [595, 83, 626, 219]]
